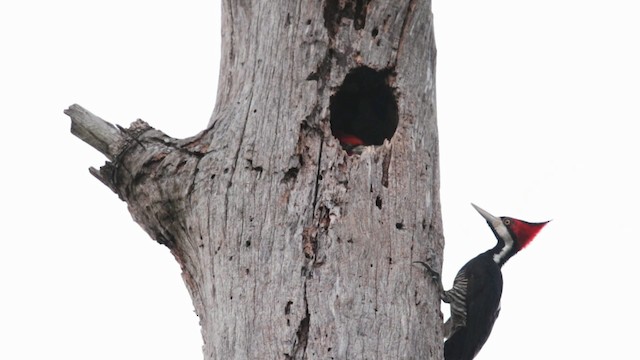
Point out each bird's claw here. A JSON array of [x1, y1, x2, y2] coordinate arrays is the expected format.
[[413, 260, 441, 282]]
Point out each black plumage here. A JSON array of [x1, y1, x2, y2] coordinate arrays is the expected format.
[[444, 250, 503, 360], [416, 204, 548, 360]]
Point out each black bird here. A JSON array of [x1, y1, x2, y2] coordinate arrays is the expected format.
[[416, 204, 548, 360]]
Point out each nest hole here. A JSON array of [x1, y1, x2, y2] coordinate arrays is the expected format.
[[330, 67, 398, 154]]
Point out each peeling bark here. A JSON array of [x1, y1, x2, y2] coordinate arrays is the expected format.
[[66, 1, 444, 359]]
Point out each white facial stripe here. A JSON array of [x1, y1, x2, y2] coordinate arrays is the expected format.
[[492, 221, 514, 264]]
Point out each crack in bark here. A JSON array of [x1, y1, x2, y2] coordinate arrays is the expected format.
[[223, 0, 263, 237], [395, 0, 418, 65], [305, 49, 333, 84], [300, 137, 324, 263], [286, 282, 310, 359], [311, 139, 324, 212], [225, 0, 235, 63], [224, 89, 254, 237], [381, 146, 391, 187], [186, 156, 203, 202]]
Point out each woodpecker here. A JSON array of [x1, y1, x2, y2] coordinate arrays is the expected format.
[[416, 203, 548, 360], [334, 129, 366, 155]]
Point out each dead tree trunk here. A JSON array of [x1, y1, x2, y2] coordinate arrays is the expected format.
[[66, 1, 443, 359]]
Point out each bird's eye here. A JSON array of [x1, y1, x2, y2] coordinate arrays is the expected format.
[[503, 219, 511, 226]]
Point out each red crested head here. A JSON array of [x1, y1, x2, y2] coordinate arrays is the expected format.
[[334, 130, 365, 147], [503, 218, 549, 250], [334, 130, 367, 155], [471, 203, 549, 265]]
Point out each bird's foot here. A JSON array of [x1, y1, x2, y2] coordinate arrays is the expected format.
[[413, 260, 441, 282], [413, 260, 447, 301]]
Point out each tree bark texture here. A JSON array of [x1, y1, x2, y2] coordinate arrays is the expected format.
[[66, 0, 443, 359]]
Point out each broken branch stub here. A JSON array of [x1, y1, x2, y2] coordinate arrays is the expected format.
[[64, 104, 123, 160]]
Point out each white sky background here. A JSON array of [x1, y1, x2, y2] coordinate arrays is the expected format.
[[1, 1, 638, 359]]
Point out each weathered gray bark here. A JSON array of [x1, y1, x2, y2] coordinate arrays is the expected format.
[[66, 1, 443, 359]]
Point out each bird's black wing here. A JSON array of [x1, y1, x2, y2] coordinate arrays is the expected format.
[[444, 255, 503, 360]]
